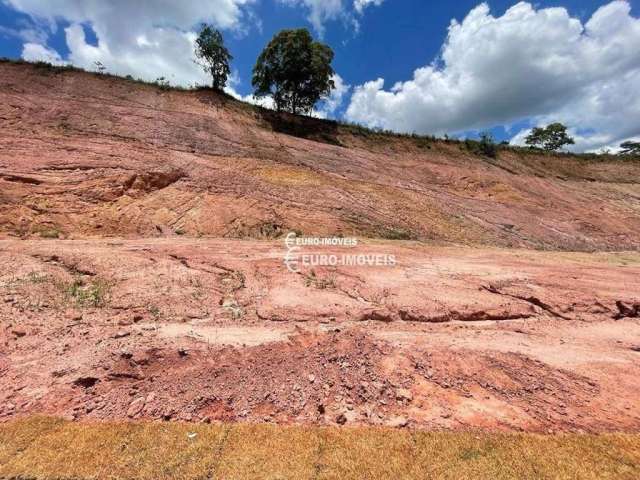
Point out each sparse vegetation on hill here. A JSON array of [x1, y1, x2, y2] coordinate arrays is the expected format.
[[2, 57, 638, 164], [464, 132, 498, 158]]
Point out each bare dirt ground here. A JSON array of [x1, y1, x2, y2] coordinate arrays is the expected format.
[[1, 238, 639, 433], [2, 62, 640, 439]]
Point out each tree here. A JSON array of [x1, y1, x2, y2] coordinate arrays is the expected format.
[[620, 141, 640, 155], [195, 25, 232, 90], [525, 123, 575, 151], [252, 28, 335, 115]]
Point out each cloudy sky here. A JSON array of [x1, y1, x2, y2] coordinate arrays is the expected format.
[[0, 0, 639, 151]]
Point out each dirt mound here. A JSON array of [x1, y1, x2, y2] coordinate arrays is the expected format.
[[4, 325, 637, 433], [2, 60, 640, 250]]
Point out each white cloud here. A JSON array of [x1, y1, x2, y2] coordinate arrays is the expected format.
[[353, 0, 384, 15], [318, 74, 351, 116], [279, 0, 344, 37], [7, 0, 256, 87], [0, 22, 49, 44], [345, 1, 640, 152], [279, 0, 384, 36], [21, 42, 66, 65]]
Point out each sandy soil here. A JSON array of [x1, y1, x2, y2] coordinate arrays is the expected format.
[[1, 238, 639, 432]]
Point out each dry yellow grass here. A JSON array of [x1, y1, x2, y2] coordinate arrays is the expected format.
[[1, 418, 639, 480], [216, 423, 321, 479], [256, 165, 327, 188]]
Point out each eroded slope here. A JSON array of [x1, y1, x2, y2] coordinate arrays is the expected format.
[[2, 61, 640, 250]]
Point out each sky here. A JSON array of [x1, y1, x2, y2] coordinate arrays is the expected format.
[[0, 0, 639, 152]]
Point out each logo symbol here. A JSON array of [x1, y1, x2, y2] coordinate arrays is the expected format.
[[283, 232, 301, 273]]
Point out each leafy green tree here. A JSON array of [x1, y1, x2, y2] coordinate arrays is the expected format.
[[620, 141, 640, 155], [525, 123, 575, 151], [252, 28, 335, 115], [195, 25, 232, 90]]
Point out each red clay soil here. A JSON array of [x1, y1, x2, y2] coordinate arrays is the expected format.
[[1, 61, 640, 433], [2, 60, 640, 250], [1, 239, 639, 432]]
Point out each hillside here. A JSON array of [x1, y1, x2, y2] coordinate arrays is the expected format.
[[2, 60, 640, 250], [1, 60, 640, 439]]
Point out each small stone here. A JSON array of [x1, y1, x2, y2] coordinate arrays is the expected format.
[[127, 397, 146, 418], [386, 416, 409, 428], [120, 349, 133, 359], [336, 413, 347, 425], [11, 328, 26, 338], [395, 388, 413, 402]]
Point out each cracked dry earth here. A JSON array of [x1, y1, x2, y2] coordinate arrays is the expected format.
[[1, 238, 639, 432]]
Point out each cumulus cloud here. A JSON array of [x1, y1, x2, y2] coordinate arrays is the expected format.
[[6, 0, 256, 86], [318, 74, 351, 116], [21, 42, 66, 65], [353, 0, 384, 15], [345, 1, 640, 152]]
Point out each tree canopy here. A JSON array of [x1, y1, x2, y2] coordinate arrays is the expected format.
[[195, 25, 232, 90], [620, 141, 640, 155], [525, 123, 575, 151], [252, 28, 335, 115]]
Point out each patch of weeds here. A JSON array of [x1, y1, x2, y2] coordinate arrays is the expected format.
[[459, 447, 485, 461], [61, 277, 111, 308], [412, 134, 435, 150], [155, 76, 171, 90], [218, 270, 246, 294], [38, 228, 60, 239], [379, 227, 416, 241], [459, 442, 497, 463], [221, 297, 243, 320], [190, 277, 205, 299], [256, 222, 284, 239], [464, 132, 498, 158], [147, 304, 161, 320], [304, 270, 336, 289], [26, 271, 48, 284]]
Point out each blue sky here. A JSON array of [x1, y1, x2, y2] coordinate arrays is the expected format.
[[1, 0, 639, 150]]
